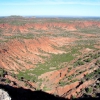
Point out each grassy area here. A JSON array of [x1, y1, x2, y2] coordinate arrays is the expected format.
[[17, 43, 97, 82], [5, 33, 35, 39], [74, 50, 100, 67], [0, 40, 8, 43], [17, 47, 81, 81], [79, 27, 100, 34]]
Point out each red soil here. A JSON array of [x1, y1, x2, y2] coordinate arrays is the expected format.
[[66, 80, 96, 99], [0, 21, 100, 33], [50, 81, 80, 96], [0, 36, 76, 71]]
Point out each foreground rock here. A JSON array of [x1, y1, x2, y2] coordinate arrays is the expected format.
[[0, 89, 11, 100]]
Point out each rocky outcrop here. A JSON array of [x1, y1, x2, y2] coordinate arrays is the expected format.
[[0, 89, 11, 100]]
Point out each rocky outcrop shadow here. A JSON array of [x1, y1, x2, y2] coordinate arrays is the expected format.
[[0, 84, 100, 100], [0, 84, 67, 100]]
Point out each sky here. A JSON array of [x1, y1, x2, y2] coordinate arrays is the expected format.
[[0, 0, 100, 17]]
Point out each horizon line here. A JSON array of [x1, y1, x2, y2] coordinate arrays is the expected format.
[[0, 15, 100, 17]]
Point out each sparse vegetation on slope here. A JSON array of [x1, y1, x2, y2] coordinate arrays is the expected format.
[[0, 17, 100, 99]]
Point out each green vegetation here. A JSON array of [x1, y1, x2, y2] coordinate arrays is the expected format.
[[0, 39, 8, 43], [84, 58, 92, 62], [5, 33, 35, 39], [74, 51, 100, 67], [85, 87, 93, 93], [79, 27, 100, 34], [0, 68, 4, 77], [0, 68, 7, 77], [17, 47, 80, 81], [59, 81, 66, 86], [96, 82, 100, 88], [74, 60, 84, 67], [0, 17, 100, 98], [85, 68, 100, 80], [95, 59, 100, 65], [6, 79, 11, 83]]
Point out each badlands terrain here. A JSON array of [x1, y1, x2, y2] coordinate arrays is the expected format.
[[0, 16, 100, 99]]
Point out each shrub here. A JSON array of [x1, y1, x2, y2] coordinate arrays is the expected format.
[[93, 54, 98, 59], [95, 60, 100, 65], [85, 87, 93, 93], [84, 58, 92, 62], [6, 79, 11, 83], [59, 81, 66, 86], [74, 60, 84, 67]]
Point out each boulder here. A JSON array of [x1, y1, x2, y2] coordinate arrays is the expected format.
[[0, 89, 11, 100]]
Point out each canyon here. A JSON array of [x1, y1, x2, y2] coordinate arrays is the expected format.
[[0, 17, 100, 99]]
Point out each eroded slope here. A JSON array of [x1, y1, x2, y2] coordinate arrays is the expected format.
[[0, 17, 100, 99]]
